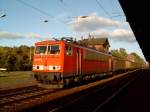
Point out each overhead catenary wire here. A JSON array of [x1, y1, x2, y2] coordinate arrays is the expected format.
[[15, 0, 66, 24], [95, 0, 122, 28], [58, 0, 68, 9], [95, 0, 112, 19], [95, 0, 124, 20], [16, 0, 53, 18], [58, 0, 78, 21], [108, 0, 126, 19], [57, 0, 69, 14], [110, 14, 124, 18]]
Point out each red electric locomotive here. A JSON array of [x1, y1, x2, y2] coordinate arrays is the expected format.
[[33, 37, 145, 88], [32, 38, 112, 88]]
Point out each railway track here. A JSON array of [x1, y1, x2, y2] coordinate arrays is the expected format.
[[52, 70, 143, 112], [0, 87, 58, 112], [0, 86, 43, 98], [93, 70, 144, 112], [0, 69, 143, 112], [25, 69, 143, 112]]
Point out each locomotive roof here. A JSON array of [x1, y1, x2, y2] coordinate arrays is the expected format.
[[35, 40, 62, 45], [35, 39, 77, 45]]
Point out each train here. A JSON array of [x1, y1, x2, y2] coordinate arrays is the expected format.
[[32, 37, 143, 88]]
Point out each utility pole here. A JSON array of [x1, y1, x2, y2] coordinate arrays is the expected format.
[[29, 46, 32, 63]]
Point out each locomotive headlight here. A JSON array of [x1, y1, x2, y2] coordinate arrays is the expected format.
[[49, 66, 53, 70], [56, 66, 62, 70], [48, 65, 62, 70], [32, 65, 44, 70], [33, 65, 36, 70]]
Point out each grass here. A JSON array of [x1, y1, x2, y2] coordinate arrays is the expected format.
[[0, 71, 37, 90]]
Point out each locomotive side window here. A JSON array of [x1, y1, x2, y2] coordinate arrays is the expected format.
[[35, 46, 47, 54], [48, 45, 60, 54], [65, 45, 72, 55]]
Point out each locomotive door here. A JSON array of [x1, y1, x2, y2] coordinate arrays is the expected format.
[[76, 48, 82, 75]]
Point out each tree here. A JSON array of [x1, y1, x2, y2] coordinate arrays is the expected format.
[[111, 48, 146, 65], [5, 54, 17, 71], [111, 48, 128, 59], [0, 45, 34, 71], [130, 53, 145, 64], [119, 48, 128, 58]]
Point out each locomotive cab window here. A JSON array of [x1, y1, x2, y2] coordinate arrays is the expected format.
[[35, 46, 47, 54], [65, 45, 72, 56], [48, 45, 60, 54]]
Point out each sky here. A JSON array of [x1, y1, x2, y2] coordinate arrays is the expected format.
[[0, 0, 146, 60]]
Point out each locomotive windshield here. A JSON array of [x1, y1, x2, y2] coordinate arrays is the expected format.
[[35, 45, 60, 54], [35, 46, 47, 54], [47, 45, 60, 54]]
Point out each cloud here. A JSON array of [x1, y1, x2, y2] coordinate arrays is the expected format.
[[69, 13, 121, 32], [68, 12, 135, 43], [90, 28, 136, 43], [91, 29, 110, 37], [110, 29, 136, 42], [0, 30, 41, 40], [0, 31, 23, 39], [27, 32, 41, 39]]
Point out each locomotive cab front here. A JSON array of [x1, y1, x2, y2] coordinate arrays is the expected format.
[[32, 40, 65, 87]]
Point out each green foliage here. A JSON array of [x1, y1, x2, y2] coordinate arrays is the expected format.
[[111, 48, 128, 59], [111, 48, 145, 64], [130, 52, 145, 64], [0, 45, 34, 71]]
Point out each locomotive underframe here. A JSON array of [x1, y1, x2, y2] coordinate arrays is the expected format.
[[33, 67, 138, 88], [33, 71, 114, 88]]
